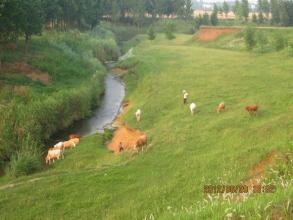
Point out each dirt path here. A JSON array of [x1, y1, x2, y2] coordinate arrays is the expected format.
[[1, 62, 51, 85], [0, 177, 43, 190], [196, 26, 241, 42]]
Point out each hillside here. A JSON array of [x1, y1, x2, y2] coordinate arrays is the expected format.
[[0, 33, 292, 219]]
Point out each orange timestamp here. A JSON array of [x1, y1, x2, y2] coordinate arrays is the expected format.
[[204, 184, 276, 194]]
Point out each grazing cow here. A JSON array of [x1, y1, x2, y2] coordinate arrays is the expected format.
[[63, 140, 76, 149], [245, 105, 258, 116], [54, 142, 64, 148], [70, 138, 80, 145], [46, 148, 64, 165], [69, 134, 81, 140], [190, 103, 197, 115], [217, 102, 225, 113], [135, 109, 141, 122], [183, 91, 189, 104], [135, 134, 147, 152]]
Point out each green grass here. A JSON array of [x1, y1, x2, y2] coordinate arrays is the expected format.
[[0, 33, 292, 219], [193, 27, 293, 53]]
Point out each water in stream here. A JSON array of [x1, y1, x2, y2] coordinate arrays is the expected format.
[[51, 62, 125, 141]]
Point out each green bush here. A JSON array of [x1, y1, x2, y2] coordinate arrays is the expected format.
[[244, 26, 256, 51], [9, 153, 42, 177], [273, 34, 286, 51], [103, 128, 114, 144], [9, 137, 42, 177], [164, 22, 176, 40], [148, 26, 156, 40], [288, 42, 293, 57]]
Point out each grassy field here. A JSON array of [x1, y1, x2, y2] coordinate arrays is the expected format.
[[0, 33, 292, 219]]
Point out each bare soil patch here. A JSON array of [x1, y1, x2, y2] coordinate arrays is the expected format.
[[1, 62, 51, 85], [244, 151, 278, 188], [112, 68, 128, 76], [108, 125, 146, 154], [197, 26, 241, 42]]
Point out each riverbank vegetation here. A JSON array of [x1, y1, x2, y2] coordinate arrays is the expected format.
[[0, 31, 292, 219], [0, 30, 120, 176]]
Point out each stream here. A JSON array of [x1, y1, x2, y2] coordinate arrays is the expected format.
[[51, 61, 125, 142]]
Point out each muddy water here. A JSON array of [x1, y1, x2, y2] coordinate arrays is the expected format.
[[51, 62, 125, 141]]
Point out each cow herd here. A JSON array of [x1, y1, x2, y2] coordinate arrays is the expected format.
[[45, 134, 81, 165], [134, 90, 259, 122]]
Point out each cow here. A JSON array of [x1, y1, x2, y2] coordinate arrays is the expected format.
[[63, 140, 76, 149], [70, 138, 80, 145], [69, 134, 81, 140], [135, 134, 147, 152], [245, 105, 258, 116], [135, 109, 141, 122], [190, 103, 197, 115], [45, 148, 64, 165], [217, 102, 225, 113]]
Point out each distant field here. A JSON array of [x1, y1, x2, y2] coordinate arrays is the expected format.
[[0, 33, 292, 219]]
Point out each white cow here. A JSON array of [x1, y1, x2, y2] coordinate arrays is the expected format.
[[46, 148, 64, 165], [190, 103, 197, 115], [135, 109, 141, 122]]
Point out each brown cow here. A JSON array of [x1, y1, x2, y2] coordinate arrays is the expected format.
[[63, 140, 76, 149], [69, 134, 81, 140], [217, 102, 225, 113], [245, 105, 258, 116], [135, 134, 147, 152]]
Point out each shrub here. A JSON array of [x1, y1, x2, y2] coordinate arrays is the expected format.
[[9, 136, 42, 177], [103, 128, 114, 144], [165, 22, 176, 40], [273, 34, 286, 51], [288, 42, 293, 57], [244, 26, 256, 51], [256, 31, 268, 53], [148, 26, 156, 40]]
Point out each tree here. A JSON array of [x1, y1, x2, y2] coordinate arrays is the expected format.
[[233, 0, 242, 19], [252, 13, 258, 23], [279, 0, 293, 26], [258, 0, 263, 13], [145, 0, 156, 18], [184, 0, 193, 19], [258, 12, 264, 23], [0, 0, 23, 42], [223, 1, 230, 18], [270, 0, 280, 24], [262, 0, 270, 18], [241, 0, 249, 21], [148, 26, 156, 40], [210, 4, 219, 26], [111, 0, 121, 23], [244, 26, 256, 50], [202, 13, 210, 25], [18, 0, 43, 52]]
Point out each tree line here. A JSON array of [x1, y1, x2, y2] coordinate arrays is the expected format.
[[0, 0, 193, 43], [233, 0, 293, 26], [1, 0, 293, 45]]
